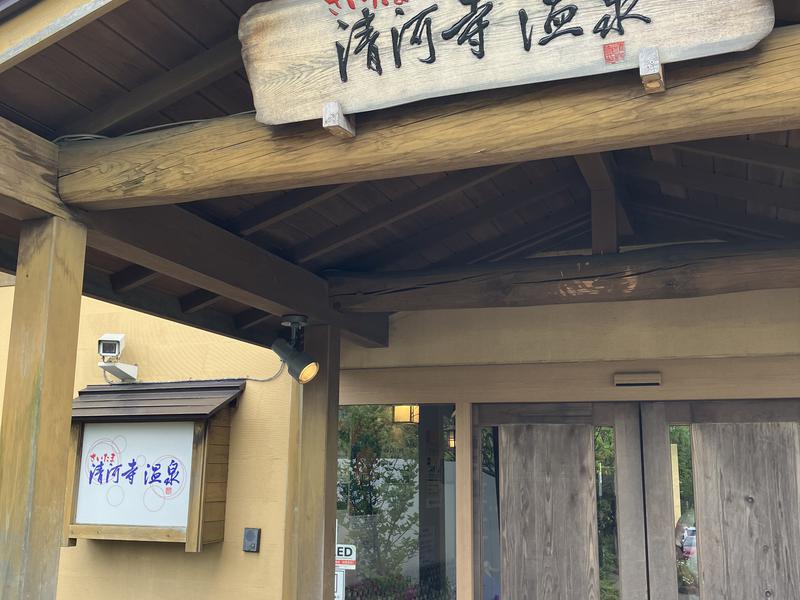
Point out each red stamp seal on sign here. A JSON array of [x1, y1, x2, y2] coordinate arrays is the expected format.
[[603, 41, 625, 64]]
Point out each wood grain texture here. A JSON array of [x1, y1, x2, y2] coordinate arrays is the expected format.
[[500, 423, 600, 600], [694, 422, 800, 599], [0, 217, 86, 600], [640, 402, 679, 600], [613, 404, 649, 600], [239, 0, 774, 125], [0, 0, 129, 75], [328, 241, 800, 312], [0, 116, 69, 220], [455, 402, 476, 600], [58, 25, 800, 208]]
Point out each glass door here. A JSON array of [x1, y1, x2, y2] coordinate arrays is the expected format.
[[474, 403, 648, 600]]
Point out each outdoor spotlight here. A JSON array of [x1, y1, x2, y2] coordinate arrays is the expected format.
[[271, 315, 319, 384]]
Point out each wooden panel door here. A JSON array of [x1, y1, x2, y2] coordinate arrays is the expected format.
[[482, 403, 648, 600], [500, 423, 599, 600], [643, 400, 800, 600], [694, 421, 800, 599]]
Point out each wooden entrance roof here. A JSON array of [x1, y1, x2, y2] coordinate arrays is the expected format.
[[0, 0, 799, 348]]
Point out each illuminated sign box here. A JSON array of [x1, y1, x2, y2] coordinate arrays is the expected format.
[[63, 380, 244, 553]]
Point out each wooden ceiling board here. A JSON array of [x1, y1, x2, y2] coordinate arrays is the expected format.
[[154, 0, 239, 47], [15, 44, 126, 112], [100, 0, 206, 70], [0, 100, 52, 137], [218, 0, 261, 17], [160, 91, 227, 122], [195, 72, 253, 115], [56, 19, 164, 90], [0, 67, 88, 130]]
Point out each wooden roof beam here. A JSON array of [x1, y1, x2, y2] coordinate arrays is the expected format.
[[0, 0, 128, 75], [328, 241, 800, 313], [81, 205, 388, 347], [58, 26, 800, 210], [617, 156, 800, 211], [290, 164, 517, 264], [0, 116, 72, 220], [57, 36, 243, 137]]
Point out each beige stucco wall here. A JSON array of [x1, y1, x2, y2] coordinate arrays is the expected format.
[[341, 288, 800, 369], [0, 286, 298, 600]]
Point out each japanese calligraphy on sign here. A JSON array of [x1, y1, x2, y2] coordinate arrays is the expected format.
[[75, 422, 194, 528], [240, 0, 773, 126]]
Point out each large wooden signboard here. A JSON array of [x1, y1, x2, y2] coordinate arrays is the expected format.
[[239, 0, 775, 126]]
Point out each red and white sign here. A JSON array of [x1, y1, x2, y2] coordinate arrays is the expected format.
[[335, 544, 357, 570]]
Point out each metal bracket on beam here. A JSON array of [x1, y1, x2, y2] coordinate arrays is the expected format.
[[639, 47, 666, 94], [322, 101, 356, 138]]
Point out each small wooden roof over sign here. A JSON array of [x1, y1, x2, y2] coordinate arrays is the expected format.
[[71, 380, 246, 422]]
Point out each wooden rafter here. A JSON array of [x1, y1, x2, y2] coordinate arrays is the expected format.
[[289, 165, 517, 264], [671, 138, 800, 174], [618, 156, 800, 210], [628, 194, 800, 240], [109, 263, 159, 293], [57, 36, 243, 136], [0, 0, 128, 75], [58, 26, 800, 210], [180, 288, 223, 314], [231, 184, 357, 237], [81, 205, 388, 347], [343, 165, 583, 271], [435, 203, 591, 267], [328, 241, 800, 313]]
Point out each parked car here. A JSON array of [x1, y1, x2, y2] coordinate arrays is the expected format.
[[682, 534, 697, 559]]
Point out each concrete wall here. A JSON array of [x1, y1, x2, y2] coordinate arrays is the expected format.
[[341, 288, 800, 369], [0, 286, 298, 600]]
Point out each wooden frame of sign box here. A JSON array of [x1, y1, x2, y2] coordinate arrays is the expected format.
[[61, 380, 244, 553]]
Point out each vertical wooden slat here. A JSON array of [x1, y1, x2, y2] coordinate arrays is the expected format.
[[184, 421, 208, 553], [641, 402, 679, 600], [295, 326, 341, 599], [499, 423, 599, 600], [61, 423, 84, 548], [455, 401, 475, 600], [0, 217, 86, 599], [613, 404, 649, 600]]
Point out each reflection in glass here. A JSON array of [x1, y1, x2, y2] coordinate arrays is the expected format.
[[480, 428, 501, 600], [337, 405, 456, 599], [670, 425, 699, 600], [595, 427, 619, 600]]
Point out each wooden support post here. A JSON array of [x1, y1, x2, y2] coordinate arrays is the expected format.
[[455, 402, 476, 600], [575, 153, 622, 254], [294, 325, 341, 600], [0, 217, 87, 599], [641, 402, 680, 600]]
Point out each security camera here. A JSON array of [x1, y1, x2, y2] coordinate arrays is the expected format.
[[98, 333, 125, 360]]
